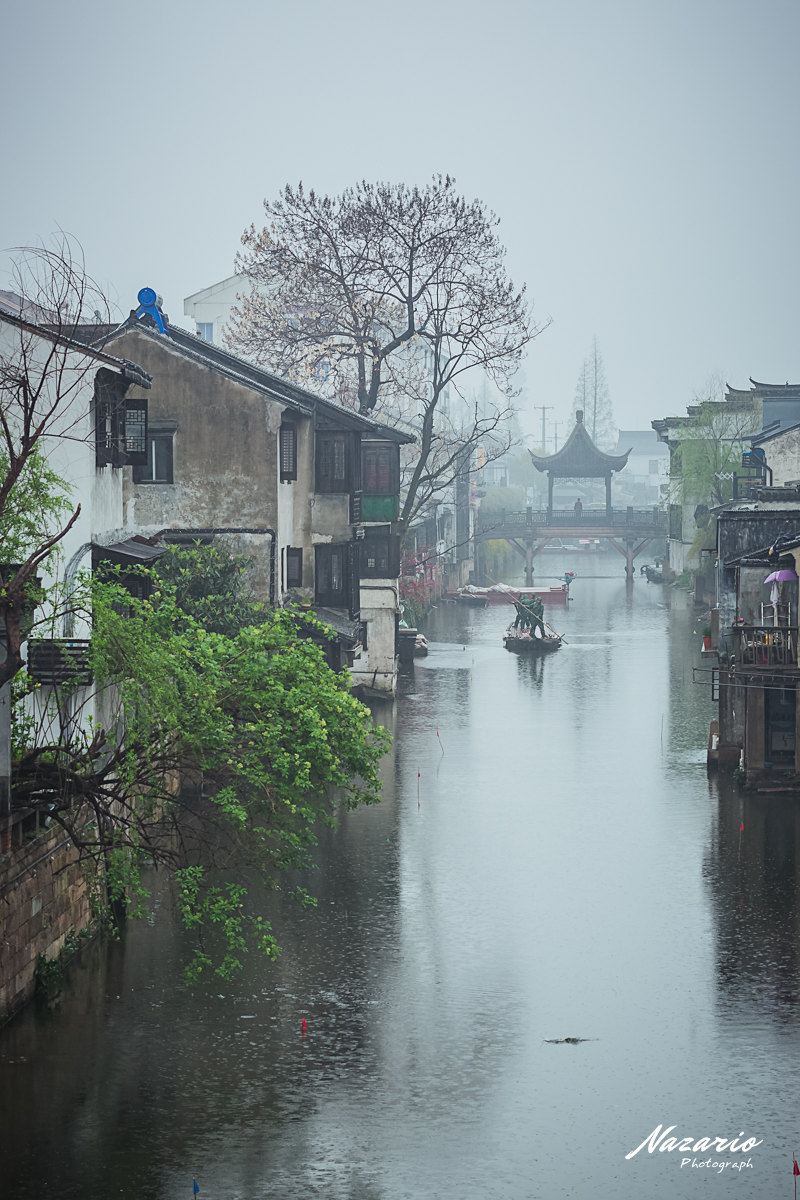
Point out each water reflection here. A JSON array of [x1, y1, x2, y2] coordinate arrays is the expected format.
[[2, 561, 800, 1198], [704, 780, 800, 1023]]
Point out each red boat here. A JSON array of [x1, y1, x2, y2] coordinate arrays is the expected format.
[[457, 584, 569, 607]]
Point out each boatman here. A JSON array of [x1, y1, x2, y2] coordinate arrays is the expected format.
[[529, 595, 546, 637], [514, 599, 531, 630]]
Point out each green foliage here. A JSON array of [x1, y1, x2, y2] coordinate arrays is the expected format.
[[154, 542, 263, 634], [85, 555, 389, 979], [34, 926, 94, 1000], [0, 451, 72, 565]]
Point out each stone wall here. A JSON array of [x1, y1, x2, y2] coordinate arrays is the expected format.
[[0, 833, 91, 1023]]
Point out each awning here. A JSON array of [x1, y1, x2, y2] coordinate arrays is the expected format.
[[310, 606, 362, 644], [93, 536, 167, 565]]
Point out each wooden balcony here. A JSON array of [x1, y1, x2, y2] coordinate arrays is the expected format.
[[733, 625, 799, 668]]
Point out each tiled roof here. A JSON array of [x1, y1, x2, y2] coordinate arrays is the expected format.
[[531, 411, 630, 476], [90, 315, 413, 443]]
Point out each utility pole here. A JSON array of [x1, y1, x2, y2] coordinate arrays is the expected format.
[[553, 422, 560, 452], [533, 405, 553, 454]]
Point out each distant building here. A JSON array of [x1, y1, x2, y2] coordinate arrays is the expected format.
[[612, 430, 668, 507], [651, 378, 800, 576], [713, 495, 800, 784], [183, 274, 241, 345], [751, 420, 800, 488]]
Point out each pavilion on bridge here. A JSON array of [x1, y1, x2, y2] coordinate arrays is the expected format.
[[529, 409, 631, 515]]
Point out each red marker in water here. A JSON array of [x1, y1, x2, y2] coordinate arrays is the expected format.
[[300, 1017, 308, 1037]]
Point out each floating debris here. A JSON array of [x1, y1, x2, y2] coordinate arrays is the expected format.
[[543, 1037, 596, 1045]]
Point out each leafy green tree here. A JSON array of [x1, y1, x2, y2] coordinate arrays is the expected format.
[[154, 541, 262, 634], [13, 552, 389, 978]]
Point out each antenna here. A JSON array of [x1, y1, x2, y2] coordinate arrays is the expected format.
[[533, 405, 553, 453]]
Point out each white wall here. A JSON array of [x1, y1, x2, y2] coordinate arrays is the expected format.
[[762, 428, 800, 486], [0, 319, 130, 742], [183, 275, 241, 346]]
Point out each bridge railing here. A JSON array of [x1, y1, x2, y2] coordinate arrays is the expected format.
[[475, 507, 667, 534]]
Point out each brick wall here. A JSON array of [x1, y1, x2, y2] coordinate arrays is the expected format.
[[0, 832, 92, 1023]]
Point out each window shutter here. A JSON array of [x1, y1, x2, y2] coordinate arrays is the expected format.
[[316, 431, 352, 492], [124, 397, 148, 466], [280, 423, 297, 482], [361, 442, 399, 495], [286, 547, 303, 588]]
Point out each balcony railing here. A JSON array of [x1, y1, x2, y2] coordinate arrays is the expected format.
[[733, 625, 799, 667]]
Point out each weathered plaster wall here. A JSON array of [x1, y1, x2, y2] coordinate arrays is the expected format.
[[109, 330, 284, 598], [764, 429, 800, 486], [311, 494, 351, 544], [0, 833, 91, 1023]]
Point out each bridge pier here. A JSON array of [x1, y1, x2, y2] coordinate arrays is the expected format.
[[525, 542, 534, 586], [607, 536, 652, 580]]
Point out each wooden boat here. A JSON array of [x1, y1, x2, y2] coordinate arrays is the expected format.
[[503, 626, 563, 655], [455, 587, 489, 607]]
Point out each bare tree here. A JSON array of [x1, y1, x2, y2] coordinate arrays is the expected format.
[[229, 175, 548, 536], [0, 236, 118, 687], [571, 336, 615, 448]]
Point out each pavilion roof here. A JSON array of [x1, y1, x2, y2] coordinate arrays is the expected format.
[[529, 410, 631, 477]]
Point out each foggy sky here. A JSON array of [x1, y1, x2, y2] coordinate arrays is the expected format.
[[2, 0, 798, 439]]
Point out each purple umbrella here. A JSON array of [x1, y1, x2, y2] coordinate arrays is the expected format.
[[764, 569, 798, 583]]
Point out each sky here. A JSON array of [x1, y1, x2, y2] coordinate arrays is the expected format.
[[2, 0, 799, 441]]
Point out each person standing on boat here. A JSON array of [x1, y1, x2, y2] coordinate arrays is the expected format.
[[525, 596, 546, 638], [573, 497, 583, 516], [513, 599, 530, 630]]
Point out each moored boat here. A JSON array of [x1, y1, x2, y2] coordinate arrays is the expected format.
[[456, 583, 569, 607]]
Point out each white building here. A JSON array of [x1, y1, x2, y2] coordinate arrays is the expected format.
[[612, 430, 669, 507], [183, 275, 241, 345], [0, 307, 153, 846]]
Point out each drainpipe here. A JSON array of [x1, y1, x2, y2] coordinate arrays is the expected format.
[[159, 528, 277, 606]]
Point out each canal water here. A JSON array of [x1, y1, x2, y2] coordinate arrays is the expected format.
[[3, 558, 800, 1199]]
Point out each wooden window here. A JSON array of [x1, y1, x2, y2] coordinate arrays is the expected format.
[[124, 399, 148, 465], [360, 526, 400, 579], [94, 369, 148, 467], [316, 432, 351, 493], [315, 543, 349, 606], [133, 425, 175, 484], [280, 423, 298, 482], [286, 547, 303, 588], [362, 441, 398, 495]]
